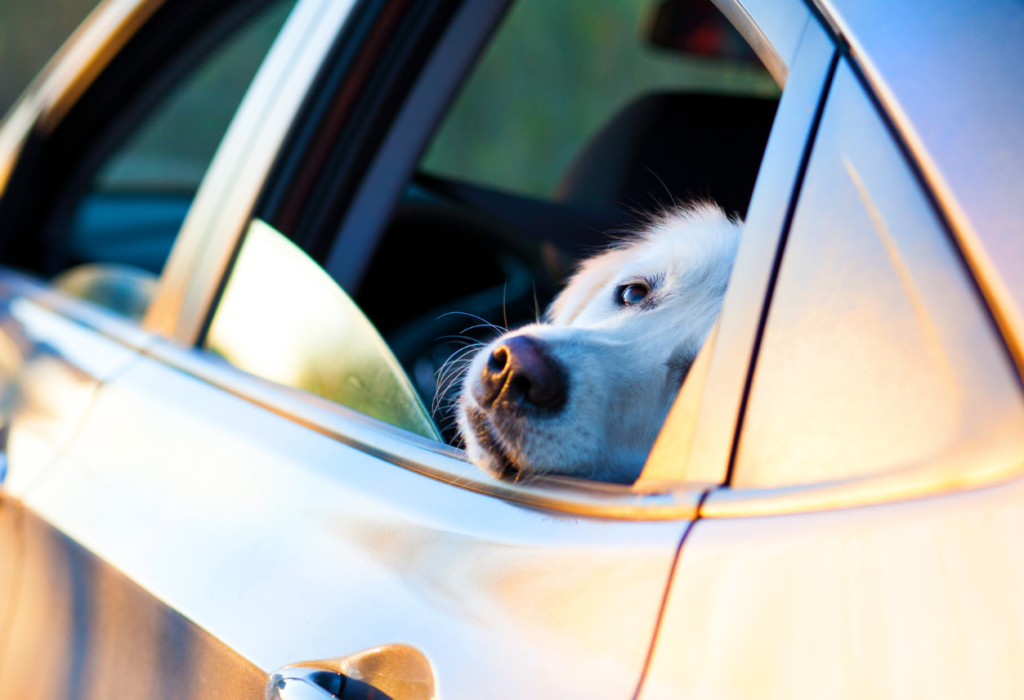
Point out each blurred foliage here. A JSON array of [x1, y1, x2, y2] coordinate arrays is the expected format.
[[0, 0, 101, 117], [96, 0, 294, 192], [422, 0, 780, 199]]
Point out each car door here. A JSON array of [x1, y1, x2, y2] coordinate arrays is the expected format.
[[0, 1, 828, 699], [638, 54, 1024, 700], [0, 0, 694, 698]]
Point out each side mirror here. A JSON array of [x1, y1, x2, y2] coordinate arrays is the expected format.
[[646, 0, 759, 62]]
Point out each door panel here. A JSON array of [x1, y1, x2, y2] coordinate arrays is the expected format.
[[0, 272, 150, 687], [640, 477, 1024, 699], [0, 506, 265, 700], [0, 494, 21, 671], [25, 350, 689, 700], [0, 276, 145, 498]]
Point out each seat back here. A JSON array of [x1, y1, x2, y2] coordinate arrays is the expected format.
[[556, 92, 778, 217]]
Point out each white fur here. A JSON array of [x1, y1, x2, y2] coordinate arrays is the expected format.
[[457, 203, 741, 483]]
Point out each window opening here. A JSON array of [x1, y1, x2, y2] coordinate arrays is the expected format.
[[211, 0, 782, 484]]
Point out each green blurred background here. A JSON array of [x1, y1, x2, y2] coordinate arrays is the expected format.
[[0, 0, 101, 116]]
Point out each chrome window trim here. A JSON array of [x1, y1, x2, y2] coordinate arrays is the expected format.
[[143, 0, 358, 344], [0, 269, 156, 353], [710, 0, 812, 87], [0, 269, 704, 520]]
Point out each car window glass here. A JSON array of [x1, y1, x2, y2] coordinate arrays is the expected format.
[[733, 60, 1024, 488], [205, 219, 440, 441], [420, 0, 779, 200], [54, 0, 295, 320]]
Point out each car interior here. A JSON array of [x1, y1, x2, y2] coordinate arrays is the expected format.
[[352, 0, 779, 442], [2, 0, 781, 458]]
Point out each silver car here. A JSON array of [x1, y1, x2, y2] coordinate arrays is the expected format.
[[0, 0, 1022, 698]]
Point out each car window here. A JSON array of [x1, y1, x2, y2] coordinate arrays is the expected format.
[[52, 0, 295, 319], [205, 219, 439, 440], [733, 60, 1024, 488], [421, 0, 778, 202], [209, 0, 786, 461]]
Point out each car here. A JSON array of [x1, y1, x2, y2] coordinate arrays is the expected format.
[[0, 0, 1022, 697]]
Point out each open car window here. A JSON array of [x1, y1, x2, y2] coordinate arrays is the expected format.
[[354, 0, 781, 445], [207, 0, 790, 480]]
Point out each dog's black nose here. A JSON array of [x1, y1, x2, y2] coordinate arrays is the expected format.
[[479, 336, 566, 411]]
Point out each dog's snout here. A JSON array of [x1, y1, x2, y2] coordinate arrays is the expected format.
[[478, 336, 566, 411]]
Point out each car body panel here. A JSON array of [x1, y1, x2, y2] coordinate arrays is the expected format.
[[0, 273, 149, 694], [0, 506, 266, 700], [817, 0, 1024, 380], [22, 339, 690, 699], [0, 273, 147, 500], [639, 46, 1024, 700], [640, 473, 1024, 700]]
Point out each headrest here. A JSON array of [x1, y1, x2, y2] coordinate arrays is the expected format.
[[556, 92, 778, 217]]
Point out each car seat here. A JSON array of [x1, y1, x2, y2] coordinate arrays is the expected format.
[[556, 92, 779, 218]]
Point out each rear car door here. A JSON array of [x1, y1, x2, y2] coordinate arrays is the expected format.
[[0, 0, 699, 698]]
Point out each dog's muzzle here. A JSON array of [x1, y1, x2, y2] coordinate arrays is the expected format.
[[473, 336, 567, 414]]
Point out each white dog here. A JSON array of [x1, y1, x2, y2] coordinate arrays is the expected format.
[[456, 203, 741, 483]]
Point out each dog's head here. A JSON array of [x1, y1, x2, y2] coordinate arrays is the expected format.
[[456, 204, 740, 483]]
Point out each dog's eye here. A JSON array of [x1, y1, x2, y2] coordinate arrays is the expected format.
[[618, 283, 649, 306]]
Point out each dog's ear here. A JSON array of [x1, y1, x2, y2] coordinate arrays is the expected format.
[[546, 246, 631, 325]]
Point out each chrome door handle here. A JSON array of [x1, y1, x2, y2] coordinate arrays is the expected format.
[[266, 644, 434, 700], [266, 666, 392, 700]]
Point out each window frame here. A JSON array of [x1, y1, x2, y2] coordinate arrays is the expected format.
[[637, 15, 836, 489]]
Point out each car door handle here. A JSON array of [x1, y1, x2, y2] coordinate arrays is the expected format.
[[266, 644, 434, 700], [266, 666, 394, 700]]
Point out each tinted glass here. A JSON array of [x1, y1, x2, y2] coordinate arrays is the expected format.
[[65, 0, 294, 278]]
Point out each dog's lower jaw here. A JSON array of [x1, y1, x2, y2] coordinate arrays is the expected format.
[[460, 401, 520, 480], [460, 399, 651, 484]]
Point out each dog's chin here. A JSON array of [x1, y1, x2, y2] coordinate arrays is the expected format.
[[459, 400, 645, 484], [460, 403, 522, 480]]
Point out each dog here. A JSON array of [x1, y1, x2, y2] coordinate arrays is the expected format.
[[456, 203, 741, 484]]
